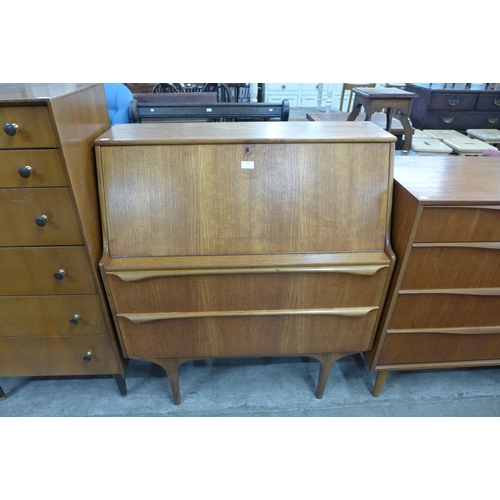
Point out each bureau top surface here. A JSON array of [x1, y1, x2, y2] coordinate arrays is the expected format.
[[94, 121, 396, 145], [394, 156, 500, 203], [0, 83, 98, 103], [407, 83, 497, 93]]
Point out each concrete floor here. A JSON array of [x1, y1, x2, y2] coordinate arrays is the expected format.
[[1, 354, 500, 417]]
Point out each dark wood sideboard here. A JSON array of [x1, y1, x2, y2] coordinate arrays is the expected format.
[[406, 83, 500, 131]]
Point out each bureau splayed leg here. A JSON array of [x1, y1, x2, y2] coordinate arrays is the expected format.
[[311, 352, 358, 399]]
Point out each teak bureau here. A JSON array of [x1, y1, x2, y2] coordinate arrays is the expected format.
[[96, 121, 396, 404], [0, 84, 127, 400]]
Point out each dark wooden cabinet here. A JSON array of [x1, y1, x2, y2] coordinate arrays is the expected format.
[[0, 84, 127, 400], [406, 83, 500, 130], [364, 155, 500, 396], [95, 121, 396, 404]]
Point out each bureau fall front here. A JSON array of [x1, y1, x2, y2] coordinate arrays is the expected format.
[[95, 121, 396, 404]]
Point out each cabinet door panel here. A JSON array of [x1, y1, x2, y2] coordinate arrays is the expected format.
[[0, 150, 67, 188], [389, 293, 500, 329], [378, 331, 500, 365], [107, 266, 389, 313], [401, 247, 500, 290], [415, 206, 500, 243], [0, 188, 83, 246], [0, 335, 120, 376], [118, 312, 380, 358], [0, 295, 107, 337], [102, 143, 390, 256], [0, 106, 58, 149], [0, 247, 96, 295]]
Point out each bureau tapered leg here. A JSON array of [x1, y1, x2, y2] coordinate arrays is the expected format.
[[146, 358, 185, 405], [313, 352, 356, 399], [0, 386, 5, 401], [372, 371, 389, 397], [113, 375, 128, 396]]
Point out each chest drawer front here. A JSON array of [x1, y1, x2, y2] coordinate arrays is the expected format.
[[0, 150, 67, 187], [117, 311, 380, 359], [423, 111, 480, 129], [401, 246, 500, 290], [0, 247, 97, 295], [0, 335, 121, 376], [476, 94, 500, 110], [389, 293, 500, 330], [0, 106, 59, 149], [378, 331, 500, 365], [0, 188, 83, 246], [106, 266, 390, 313], [0, 295, 107, 337], [415, 206, 500, 243], [428, 93, 477, 110]]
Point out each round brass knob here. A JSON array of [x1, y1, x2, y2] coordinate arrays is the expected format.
[[18, 166, 32, 178], [35, 215, 48, 227], [83, 351, 93, 362], [54, 269, 66, 281], [69, 314, 80, 325], [4, 123, 19, 136]]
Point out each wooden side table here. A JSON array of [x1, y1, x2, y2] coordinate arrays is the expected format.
[[347, 87, 419, 151]]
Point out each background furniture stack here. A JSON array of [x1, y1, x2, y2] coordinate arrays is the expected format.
[[406, 83, 500, 131], [365, 155, 500, 396], [0, 83, 127, 400], [95, 121, 396, 404]]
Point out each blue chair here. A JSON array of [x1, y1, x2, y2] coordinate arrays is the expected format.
[[103, 83, 133, 125]]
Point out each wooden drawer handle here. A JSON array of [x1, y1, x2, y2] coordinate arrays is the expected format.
[[447, 98, 460, 106], [109, 264, 390, 281], [69, 314, 80, 325], [18, 166, 32, 178], [54, 269, 66, 281], [35, 215, 48, 227], [3, 123, 19, 136], [118, 306, 379, 323]]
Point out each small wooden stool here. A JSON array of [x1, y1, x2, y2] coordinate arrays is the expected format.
[[347, 87, 418, 150]]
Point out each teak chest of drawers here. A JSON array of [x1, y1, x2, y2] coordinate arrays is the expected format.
[[364, 155, 500, 396], [96, 121, 396, 404], [0, 84, 127, 400]]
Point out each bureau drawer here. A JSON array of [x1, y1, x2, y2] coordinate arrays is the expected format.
[[0, 188, 83, 246], [378, 331, 500, 365], [428, 93, 477, 110], [415, 206, 500, 243], [106, 265, 390, 313], [0, 335, 121, 376], [476, 93, 500, 110], [401, 246, 500, 290], [0, 150, 67, 187], [0, 295, 108, 337], [117, 310, 380, 359], [424, 111, 500, 129], [389, 292, 500, 330], [0, 106, 59, 149], [0, 247, 97, 295]]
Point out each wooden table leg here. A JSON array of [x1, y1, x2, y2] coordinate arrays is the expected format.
[[372, 371, 389, 397], [313, 352, 356, 399], [146, 358, 187, 405], [399, 112, 413, 151], [113, 374, 128, 396]]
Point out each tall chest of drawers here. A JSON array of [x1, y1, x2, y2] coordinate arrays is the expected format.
[[364, 156, 500, 396], [406, 83, 500, 130], [95, 121, 396, 404], [0, 84, 127, 400]]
